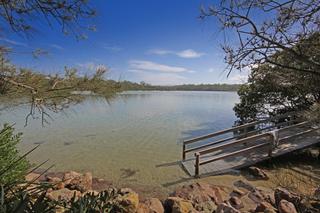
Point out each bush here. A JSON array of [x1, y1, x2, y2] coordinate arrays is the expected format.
[[0, 124, 29, 185]]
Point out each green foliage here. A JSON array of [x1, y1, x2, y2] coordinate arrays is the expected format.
[[120, 81, 240, 91], [234, 33, 320, 121], [64, 189, 126, 213], [0, 124, 29, 185], [0, 184, 56, 213]]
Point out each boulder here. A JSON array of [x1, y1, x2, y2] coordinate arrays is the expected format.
[[278, 200, 297, 213], [274, 188, 300, 207], [314, 186, 320, 199], [116, 188, 139, 213], [165, 197, 197, 213], [63, 171, 82, 184], [216, 203, 241, 213], [248, 167, 269, 180], [254, 202, 277, 213], [233, 180, 256, 192], [231, 188, 247, 197], [46, 188, 81, 201], [171, 182, 222, 211], [25, 172, 40, 182], [137, 203, 150, 213], [145, 198, 164, 213], [137, 198, 164, 213], [47, 176, 64, 190], [63, 171, 92, 192], [229, 196, 244, 209]]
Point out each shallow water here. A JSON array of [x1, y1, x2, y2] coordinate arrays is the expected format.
[[0, 91, 240, 196]]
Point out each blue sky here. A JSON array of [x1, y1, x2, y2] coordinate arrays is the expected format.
[[1, 0, 248, 85]]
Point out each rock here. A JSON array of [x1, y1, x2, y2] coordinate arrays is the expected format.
[[254, 202, 277, 213], [231, 188, 247, 197], [25, 172, 40, 182], [63, 171, 82, 184], [145, 198, 164, 213], [46, 188, 81, 201], [137, 198, 164, 213], [314, 186, 320, 199], [248, 190, 266, 204], [165, 197, 197, 213], [137, 203, 150, 213], [278, 200, 297, 213], [274, 188, 300, 207], [63, 171, 92, 192], [233, 180, 256, 192], [248, 167, 269, 180], [216, 203, 241, 213], [47, 176, 62, 183], [117, 188, 139, 213], [229, 196, 244, 209], [83, 190, 99, 196], [171, 182, 222, 211], [47, 176, 64, 190]]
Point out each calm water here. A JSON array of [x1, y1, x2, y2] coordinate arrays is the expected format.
[[0, 91, 239, 195]]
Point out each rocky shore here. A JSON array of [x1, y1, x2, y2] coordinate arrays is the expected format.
[[25, 166, 320, 213]]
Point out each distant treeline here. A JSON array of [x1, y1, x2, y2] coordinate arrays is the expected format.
[[119, 81, 240, 91]]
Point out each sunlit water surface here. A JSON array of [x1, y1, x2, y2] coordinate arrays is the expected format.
[[0, 91, 240, 196]]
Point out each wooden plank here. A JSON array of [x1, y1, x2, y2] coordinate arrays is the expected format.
[[199, 133, 271, 155], [199, 141, 270, 165], [183, 111, 298, 145], [181, 129, 320, 177], [184, 119, 297, 154]]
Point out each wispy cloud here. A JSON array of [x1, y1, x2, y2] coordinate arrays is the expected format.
[[225, 72, 249, 84], [76, 62, 108, 76], [149, 49, 205, 58], [0, 38, 27, 47], [129, 60, 191, 73], [101, 43, 122, 52], [133, 71, 187, 85], [50, 44, 64, 50], [208, 68, 215, 73]]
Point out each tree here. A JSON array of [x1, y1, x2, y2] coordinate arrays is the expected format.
[[0, 124, 28, 185], [234, 33, 320, 121], [201, 0, 320, 77], [0, 0, 95, 38], [0, 1, 99, 125]]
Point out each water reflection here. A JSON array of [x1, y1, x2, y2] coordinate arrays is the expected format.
[[0, 91, 239, 195]]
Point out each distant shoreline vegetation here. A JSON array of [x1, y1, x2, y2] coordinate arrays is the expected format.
[[119, 81, 240, 91]]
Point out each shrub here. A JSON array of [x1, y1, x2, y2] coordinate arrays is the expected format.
[[0, 124, 29, 185]]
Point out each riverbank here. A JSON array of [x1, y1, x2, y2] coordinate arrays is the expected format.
[[25, 166, 320, 212]]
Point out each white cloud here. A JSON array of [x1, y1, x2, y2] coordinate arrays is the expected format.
[[101, 44, 122, 51], [226, 72, 249, 84], [208, 68, 215, 73], [50, 44, 64, 50], [129, 60, 189, 73], [135, 72, 187, 85], [0, 38, 27, 47], [149, 49, 205, 58], [77, 62, 108, 74], [176, 49, 205, 58]]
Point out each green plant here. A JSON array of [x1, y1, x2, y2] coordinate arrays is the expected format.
[[64, 189, 126, 213], [0, 124, 29, 185]]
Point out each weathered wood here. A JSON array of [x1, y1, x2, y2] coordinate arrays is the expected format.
[[184, 119, 297, 154], [279, 127, 319, 142], [181, 129, 319, 176], [182, 143, 186, 160], [183, 111, 298, 145], [199, 141, 270, 165], [199, 133, 272, 155], [181, 113, 319, 177], [195, 152, 200, 178]]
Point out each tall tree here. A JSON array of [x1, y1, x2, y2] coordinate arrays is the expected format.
[[201, 0, 320, 76]]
